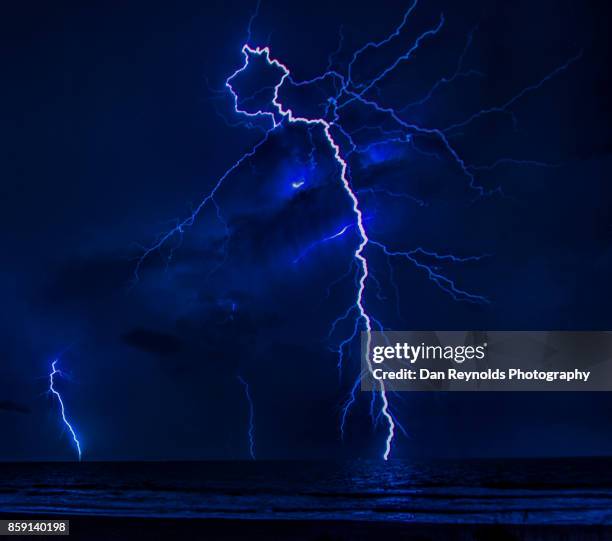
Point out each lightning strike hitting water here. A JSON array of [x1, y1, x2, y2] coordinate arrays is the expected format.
[[135, 1, 580, 460], [49, 360, 82, 461], [237, 376, 256, 460]]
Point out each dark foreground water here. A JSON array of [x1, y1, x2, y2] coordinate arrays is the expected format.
[[1, 458, 611, 525]]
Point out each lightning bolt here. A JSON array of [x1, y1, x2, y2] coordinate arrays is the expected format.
[[237, 376, 256, 460], [223, 42, 401, 459], [49, 360, 82, 461], [135, 1, 580, 460]]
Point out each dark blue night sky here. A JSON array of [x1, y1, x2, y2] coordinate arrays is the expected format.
[[1, 0, 611, 462]]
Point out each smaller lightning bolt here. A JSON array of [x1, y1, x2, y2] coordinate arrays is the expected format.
[[293, 224, 351, 264], [49, 360, 82, 461], [291, 179, 305, 189], [237, 376, 256, 460]]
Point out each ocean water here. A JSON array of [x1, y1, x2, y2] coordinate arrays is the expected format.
[[1, 458, 611, 524]]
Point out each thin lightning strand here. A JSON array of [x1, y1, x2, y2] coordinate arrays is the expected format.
[[133, 132, 271, 282], [49, 360, 82, 461], [346, 13, 445, 101], [245, 0, 260, 43], [442, 50, 583, 132], [293, 224, 351, 264], [400, 25, 483, 111], [370, 241, 490, 304], [347, 0, 418, 85], [237, 376, 256, 460]]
